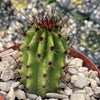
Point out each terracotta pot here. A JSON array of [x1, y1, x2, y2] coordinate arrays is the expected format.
[[0, 95, 4, 100], [0, 43, 100, 99]]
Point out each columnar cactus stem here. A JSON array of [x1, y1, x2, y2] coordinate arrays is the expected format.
[[20, 13, 70, 97]]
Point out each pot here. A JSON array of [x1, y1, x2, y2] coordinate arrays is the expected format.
[[0, 43, 100, 99]]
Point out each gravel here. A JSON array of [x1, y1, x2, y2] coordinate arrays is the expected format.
[[0, 49, 100, 100]]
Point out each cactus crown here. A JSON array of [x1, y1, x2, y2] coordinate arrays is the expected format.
[[20, 12, 70, 97]]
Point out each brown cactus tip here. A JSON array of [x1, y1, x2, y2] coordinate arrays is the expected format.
[[26, 12, 66, 32]]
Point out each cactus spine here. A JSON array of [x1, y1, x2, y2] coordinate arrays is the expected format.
[[20, 14, 70, 97]]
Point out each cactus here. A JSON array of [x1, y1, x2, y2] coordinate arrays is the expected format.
[[20, 14, 70, 97]]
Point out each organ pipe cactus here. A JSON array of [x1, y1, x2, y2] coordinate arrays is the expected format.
[[20, 13, 70, 97]]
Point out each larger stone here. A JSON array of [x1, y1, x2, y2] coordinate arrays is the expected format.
[[68, 67, 78, 75], [94, 87, 100, 95], [8, 50, 22, 60], [74, 77, 88, 88], [1, 56, 17, 66], [0, 82, 10, 92], [69, 58, 83, 68], [0, 91, 7, 100], [70, 93, 85, 100], [46, 93, 68, 99], [7, 87, 15, 100], [6, 81, 20, 88], [0, 49, 14, 57], [89, 79, 97, 90], [71, 75, 79, 84], [26, 93, 38, 100], [1, 67, 14, 81], [15, 89, 26, 100], [89, 71, 98, 79], [84, 87, 93, 96]]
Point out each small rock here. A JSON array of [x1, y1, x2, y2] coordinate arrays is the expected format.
[[62, 99, 69, 100], [9, 50, 22, 60], [68, 67, 78, 75], [65, 57, 74, 64], [59, 83, 66, 89], [74, 77, 88, 88], [26, 93, 38, 100], [1, 56, 17, 66], [64, 74, 71, 82], [95, 77, 100, 85], [59, 90, 66, 95], [0, 82, 10, 92], [36, 96, 42, 100], [1, 67, 14, 81], [69, 58, 83, 68], [85, 94, 90, 100], [84, 71, 90, 77], [77, 73, 85, 78], [15, 89, 26, 100], [0, 91, 7, 99], [7, 87, 15, 100], [94, 87, 100, 95], [65, 89, 72, 96], [70, 93, 85, 100], [0, 61, 9, 73], [71, 75, 79, 84], [84, 87, 93, 96], [74, 90, 85, 94], [78, 67, 88, 73], [46, 93, 68, 99], [48, 98, 58, 100], [6, 81, 20, 88], [26, 98, 31, 100], [0, 49, 14, 57], [90, 97, 96, 100], [89, 79, 97, 90], [89, 71, 98, 79], [18, 84, 24, 89], [67, 83, 74, 89]]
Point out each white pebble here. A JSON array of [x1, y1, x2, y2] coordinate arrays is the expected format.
[[71, 75, 79, 84], [7, 87, 15, 100], [15, 89, 26, 100], [70, 93, 85, 100]]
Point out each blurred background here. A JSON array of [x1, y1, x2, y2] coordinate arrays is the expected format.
[[0, 0, 100, 69]]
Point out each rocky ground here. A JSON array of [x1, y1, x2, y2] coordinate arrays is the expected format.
[[0, 0, 100, 69], [0, 48, 100, 100]]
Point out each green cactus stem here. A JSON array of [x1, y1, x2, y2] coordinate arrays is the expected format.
[[20, 13, 70, 97]]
